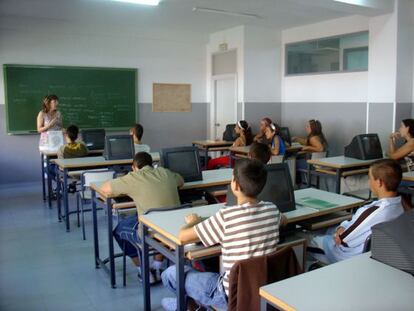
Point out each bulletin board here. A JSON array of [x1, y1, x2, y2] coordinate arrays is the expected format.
[[152, 83, 191, 112]]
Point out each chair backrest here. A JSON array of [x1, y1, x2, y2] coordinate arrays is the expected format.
[[311, 151, 327, 160], [223, 124, 237, 142], [82, 170, 116, 188]]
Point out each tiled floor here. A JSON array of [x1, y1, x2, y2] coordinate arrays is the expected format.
[[0, 183, 169, 311]]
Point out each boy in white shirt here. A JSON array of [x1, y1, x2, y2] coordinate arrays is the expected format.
[[308, 159, 405, 263]]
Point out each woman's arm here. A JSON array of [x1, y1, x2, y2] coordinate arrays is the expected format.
[[388, 140, 414, 160], [292, 136, 307, 145], [232, 136, 245, 147], [302, 136, 324, 152], [270, 137, 280, 155], [37, 112, 49, 133]]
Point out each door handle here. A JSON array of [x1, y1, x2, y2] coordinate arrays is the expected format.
[[215, 123, 220, 126]]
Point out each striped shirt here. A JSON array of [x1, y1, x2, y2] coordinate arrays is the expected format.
[[194, 201, 281, 296]]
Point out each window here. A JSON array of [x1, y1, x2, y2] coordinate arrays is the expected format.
[[286, 31, 368, 75]]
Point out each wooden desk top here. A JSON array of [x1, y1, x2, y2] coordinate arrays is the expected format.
[[192, 140, 233, 148], [307, 156, 380, 169], [402, 171, 414, 182], [53, 152, 161, 169], [139, 188, 363, 246], [40, 149, 104, 157], [260, 253, 414, 311]]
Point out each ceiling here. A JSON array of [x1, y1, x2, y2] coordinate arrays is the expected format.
[[0, 0, 394, 40]]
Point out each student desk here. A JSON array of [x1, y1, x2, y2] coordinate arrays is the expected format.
[[402, 171, 414, 182], [139, 188, 363, 311], [40, 148, 103, 208], [53, 153, 160, 231], [89, 168, 233, 288], [259, 253, 414, 311], [229, 144, 303, 159], [307, 156, 380, 194], [192, 140, 234, 169]]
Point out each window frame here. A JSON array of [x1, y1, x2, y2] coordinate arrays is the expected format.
[[284, 31, 369, 77]]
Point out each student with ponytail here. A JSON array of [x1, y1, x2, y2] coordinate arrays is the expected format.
[[264, 122, 286, 156], [292, 119, 328, 153], [207, 120, 253, 170]]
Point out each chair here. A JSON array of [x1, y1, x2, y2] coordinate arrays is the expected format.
[[297, 151, 327, 188], [76, 170, 116, 240], [222, 124, 237, 142], [227, 245, 302, 311], [121, 203, 192, 286]]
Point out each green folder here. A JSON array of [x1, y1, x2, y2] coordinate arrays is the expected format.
[[297, 197, 338, 210]]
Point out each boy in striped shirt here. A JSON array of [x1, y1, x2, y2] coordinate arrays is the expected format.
[[161, 159, 285, 310]]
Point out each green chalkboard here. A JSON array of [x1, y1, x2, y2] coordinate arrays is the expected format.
[[4, 64, 138, 134]]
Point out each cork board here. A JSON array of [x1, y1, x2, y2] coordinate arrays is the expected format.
[[153, 83, 191, 112]]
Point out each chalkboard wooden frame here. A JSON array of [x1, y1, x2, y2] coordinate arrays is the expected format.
[[3, 64, 138, 134]]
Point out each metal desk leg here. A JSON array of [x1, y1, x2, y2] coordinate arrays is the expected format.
[[63, 168, 70, 232], [204, 147, 208, 170], [307, 164, 312, 188], [335, 169, 342, 194], [106, 198, 116, 288], [41, 154, 46, 201], [142, 224, 151, 311], [47, 156, 52, 209], [92, 189, 100, 269], [176, 245, 186, 311], [56, 167, 62, 222], [260, 298, 267, 311]]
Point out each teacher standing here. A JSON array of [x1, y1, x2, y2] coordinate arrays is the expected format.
[[37, 94, 63, 144]]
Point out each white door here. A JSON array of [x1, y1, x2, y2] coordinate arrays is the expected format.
[[212, 75, 237, 140]]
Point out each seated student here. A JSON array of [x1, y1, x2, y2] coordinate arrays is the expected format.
[[57, 125, 88, 159], [248, 142, 272, 164], [307, 159, 404, 264], [207, 120, 253, 170], [253, 117, 272, 144], [292, 119, 328, 153], [264, 122, 286, 156], [388, 119, 414, 169], [100, 152, 184, 282], [161, 159, 285, 311], [130, 123, 151, 154]]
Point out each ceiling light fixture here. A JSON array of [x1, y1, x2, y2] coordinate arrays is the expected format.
[[192, 7, 261, 19], [111, 0, 160, 6]]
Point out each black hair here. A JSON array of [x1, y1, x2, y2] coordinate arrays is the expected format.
[[249, 142, 271, 164], [66, 125, 79, 142], [131, 123, 144, 141], [133, 152, 153, 169], [370, 159, 402, 192], [402, 119, 414, 138], [233, 159, 267, 197], [237, 120, 254, 145]]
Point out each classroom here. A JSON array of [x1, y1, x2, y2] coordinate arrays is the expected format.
[[1, 0, 413, 310]]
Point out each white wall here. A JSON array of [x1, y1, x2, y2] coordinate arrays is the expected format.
[[367, 13, 398, 102], [281, 15, 370, 102], [0, 16, 207, 105], [244, 25, 281, 103]]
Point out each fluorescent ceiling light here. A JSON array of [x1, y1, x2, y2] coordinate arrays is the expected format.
[[193, 7, 261, 19], [333, 0, 368, 7], [111, 0, 160, 6]]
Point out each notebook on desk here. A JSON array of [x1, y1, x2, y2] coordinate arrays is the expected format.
[[296, 197, 338, 210]]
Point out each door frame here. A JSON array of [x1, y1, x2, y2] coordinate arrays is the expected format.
[[210, 73, 238, 140]]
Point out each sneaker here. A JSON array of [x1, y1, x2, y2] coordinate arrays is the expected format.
[[137, 268, 159, 285], [161, 297, 177, 311]]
